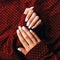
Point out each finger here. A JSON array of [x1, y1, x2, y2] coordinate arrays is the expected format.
[[17, 29, 29, 50], [22, 26, 37, 44], [18, 26, 33, 47], [29, 6, 34, 9], [28, 16, 39, 29], [26, 12, 36, 26], [24, 7, 34, 15], [25, 10, 34, 22], [32, 19, 42, 29], [24, 8, 29, 15], [30, 30, 41, 43], [17, 47, 27, 55]]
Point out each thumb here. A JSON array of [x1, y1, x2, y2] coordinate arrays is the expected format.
[[17, 47, 27, 55]]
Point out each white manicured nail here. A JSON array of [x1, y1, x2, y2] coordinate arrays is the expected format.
[[28, 25, 31, 29], [17, 48, 22, 51], [17, 29, 19, 33], [25, 17, 28, 22], [18, 26, 21, 30], [22, 26, 26, 30], [26, 22, 29, 26], [32, 26, 34, 29], [30, 6, 34, 9], [30, 30, 33, 32]]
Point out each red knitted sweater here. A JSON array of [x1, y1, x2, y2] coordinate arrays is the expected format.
[[0, 0, 60, 60]]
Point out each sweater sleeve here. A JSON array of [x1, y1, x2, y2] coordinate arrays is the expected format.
[[25, 14, 60, 60], [25, 40, 59, 60], [26, 41, 48, 60]]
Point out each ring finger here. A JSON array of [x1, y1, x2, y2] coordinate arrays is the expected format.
[[26, 12, 36, 26], [28, 16, 39, 28]]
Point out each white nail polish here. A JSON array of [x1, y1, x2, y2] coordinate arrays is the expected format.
[[30, 6, 34, 9], [25, 17, 28, 22], [18, 26, 21, 30], [22, 26, 26, 30], [24, 11, 26, 14], [17, 29, 19, 33], [32, 27, 34, 29], [17, 48, 22, 51], [26, 22, 29, 26], [28, 25, 31, 29], [30, 30, 32, 32]]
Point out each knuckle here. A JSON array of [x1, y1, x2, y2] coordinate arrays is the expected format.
[[37, 16, 39, 18], [33, 12, 36, 16], [26, 31, 29, 35], [39, 19, 42, 22], [38, 40, 40, 43], [26, 47, 30, 52], [22, 40, 26, 43], [31, 44, 35, 48], [36, 16, 39, 19]]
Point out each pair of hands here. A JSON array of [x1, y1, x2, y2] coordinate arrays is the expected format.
[[24, 7, 41, 29], [17, 7, 41, 55]]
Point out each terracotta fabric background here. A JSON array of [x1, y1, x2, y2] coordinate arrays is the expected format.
[[0, 0, 60, 60]]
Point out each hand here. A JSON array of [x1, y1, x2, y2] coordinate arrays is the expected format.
[[17, 26, 41, 55], [24, 7, 42, 29]]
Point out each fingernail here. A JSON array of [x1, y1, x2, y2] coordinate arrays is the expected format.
[[17, 48, 22, 51], [17, 29, 19, 33], [25, 17, 28, 22], [30, 30, 32, 32], [32, 27, 34, 29], [22, 26, 26, 30], [24, 11, 26, 14], [26, 22, 29, 26], [30, 6, 34, 9], [18, 26, 21, 30], [28, 25, 31, 29]]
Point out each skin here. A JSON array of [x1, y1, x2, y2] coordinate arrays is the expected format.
[[24, 7, 42, 29], [16, 7, 42, 55], [17, 26, 41, 55]]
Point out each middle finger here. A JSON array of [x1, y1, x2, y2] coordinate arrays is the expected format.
[[26, 10, 34, 21], [22, 26, 37, 44]]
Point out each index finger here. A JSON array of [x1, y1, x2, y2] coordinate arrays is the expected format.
[[17, 29, 29, 50]]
